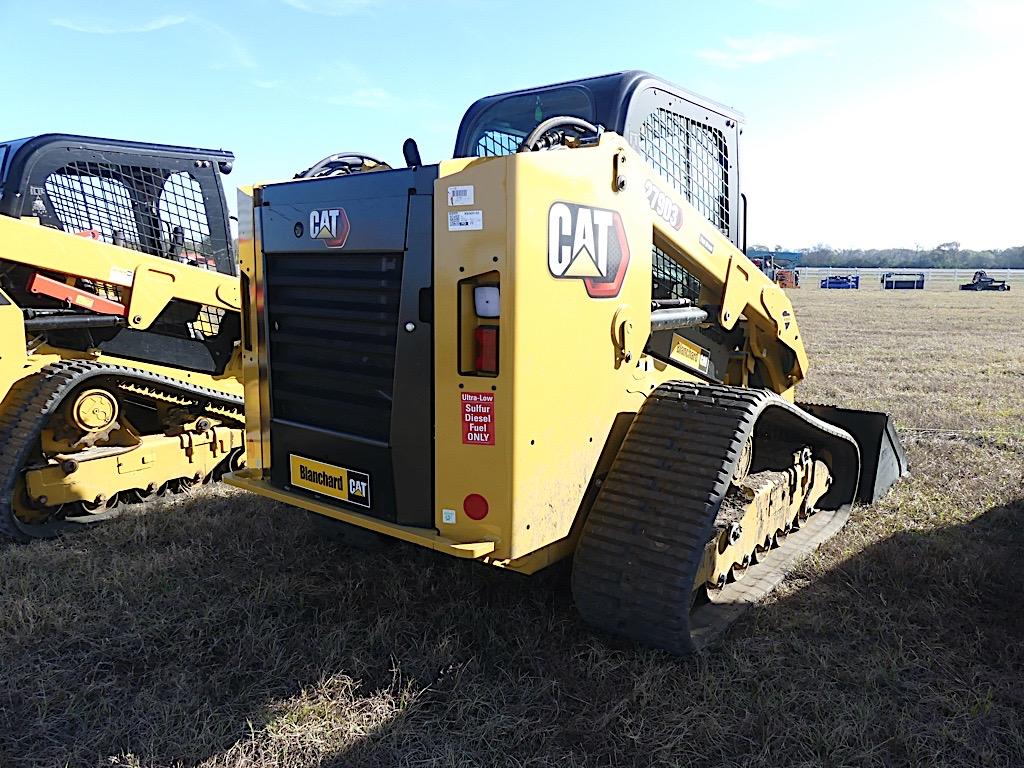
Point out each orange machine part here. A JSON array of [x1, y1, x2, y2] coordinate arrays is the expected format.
[[26, 273, 128, 316]]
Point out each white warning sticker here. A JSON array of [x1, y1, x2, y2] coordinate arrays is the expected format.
[[448, 210, 483, 231], [447, 185, 475, 206], [109, 267, 134, 285]]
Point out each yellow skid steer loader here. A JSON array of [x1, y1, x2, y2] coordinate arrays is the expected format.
[[226, 72, 907, 653]]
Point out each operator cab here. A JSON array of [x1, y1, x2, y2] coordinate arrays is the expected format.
[[454, 70, 746, 249], [0, 134, 240, 374], [0, 133, 236, 276]]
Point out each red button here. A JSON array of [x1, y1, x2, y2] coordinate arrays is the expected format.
[[463, 493, 489, 520]]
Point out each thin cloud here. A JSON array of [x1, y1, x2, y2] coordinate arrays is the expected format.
[[283, 0, 375, 15], [326, 87, 392, 109], [753, 0, 804, 8], [310, 61, 393, 109], [944, 0, 1024, 41], [52, 13, 255, 70], [50, 14, 187, 34], [220, 28, 257, 70], [193, 19, 257, 70], [697, 34, 828, 68]]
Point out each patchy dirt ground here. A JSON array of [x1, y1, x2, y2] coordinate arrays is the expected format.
[[1, 288, 1021, 768]]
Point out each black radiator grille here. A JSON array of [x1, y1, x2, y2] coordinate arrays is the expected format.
[[266, 252, 403, 443]]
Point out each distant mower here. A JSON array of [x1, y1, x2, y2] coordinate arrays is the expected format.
[[959, 270, 1009, 291], [750, 252, 800, 289], [776, 268, 799, 289]]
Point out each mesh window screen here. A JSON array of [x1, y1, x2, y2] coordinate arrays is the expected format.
[[476, 130, 522, 157], [636, 108, 730, 237], [191, 305, 225, 338], [652, 245, 701, 302], [80, 279, 123, 303], [45, 172, 142, 247], [159, 172, 214, 270], [44, 163, 217, 271]]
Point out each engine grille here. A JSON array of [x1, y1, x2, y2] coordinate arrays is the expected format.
[[265, 252, 403, 443]]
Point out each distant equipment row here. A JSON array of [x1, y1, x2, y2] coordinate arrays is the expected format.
[[815, 270, 1012, 291]]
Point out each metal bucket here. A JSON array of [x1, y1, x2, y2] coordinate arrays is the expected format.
[[799, 403, 909, 504]]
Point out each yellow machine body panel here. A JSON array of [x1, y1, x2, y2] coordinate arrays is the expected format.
[[0, 286, 25, 389], [236, 185, 272, 474], [430, 137, 803, 567], [433, 149, 659, 564]]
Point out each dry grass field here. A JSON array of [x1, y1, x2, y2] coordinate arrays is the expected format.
[[1, 289, 1022, 768]]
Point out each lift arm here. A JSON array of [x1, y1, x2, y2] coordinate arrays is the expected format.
[[607, 137, 808, 389], [0, 216, 241, 329]]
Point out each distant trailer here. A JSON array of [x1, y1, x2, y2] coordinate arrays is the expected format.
[[820, 275, 859, 289], [881, 272, 925, 290], [776, 269, 799, 289]]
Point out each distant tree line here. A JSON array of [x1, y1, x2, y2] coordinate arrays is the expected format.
[[750, 242, 1024, 269]]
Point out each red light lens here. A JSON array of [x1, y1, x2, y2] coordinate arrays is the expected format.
[[474, 326, 498, 374], [463, 493, 489, 520]]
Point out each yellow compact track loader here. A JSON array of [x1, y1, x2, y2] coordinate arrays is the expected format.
[[226, 72, 907, 653], [0, 134, 244, 542]]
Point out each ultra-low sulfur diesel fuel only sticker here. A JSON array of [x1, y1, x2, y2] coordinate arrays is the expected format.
[[289, 454, 371, 508], [461, 391, 495, 445]]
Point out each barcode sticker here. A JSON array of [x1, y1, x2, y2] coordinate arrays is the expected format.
[[447, 185, 475, 206], [448, 210, 483, 231]]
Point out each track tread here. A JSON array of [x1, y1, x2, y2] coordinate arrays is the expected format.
[[571, 381, 860, 655], [0, 361, 242, 543]]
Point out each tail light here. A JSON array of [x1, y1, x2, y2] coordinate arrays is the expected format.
[[474, 326, 498, 374], [459, 274, 500, 376]]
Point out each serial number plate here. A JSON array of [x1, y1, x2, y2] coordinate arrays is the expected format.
[[289, 454, 371, 509]]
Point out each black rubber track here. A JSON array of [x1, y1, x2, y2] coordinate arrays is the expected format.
[[571, 381, 860, 655], [0, 360, 243, 543]]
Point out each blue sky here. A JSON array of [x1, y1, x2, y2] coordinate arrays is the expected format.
[[2, 0, 1019, 249]]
